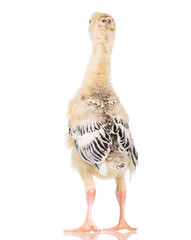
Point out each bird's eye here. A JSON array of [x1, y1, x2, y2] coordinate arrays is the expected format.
[[102, 19, 106, 23], [89, 19, 91, 24]]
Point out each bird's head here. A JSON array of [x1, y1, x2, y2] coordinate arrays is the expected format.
[[89, 12, 116, 49]]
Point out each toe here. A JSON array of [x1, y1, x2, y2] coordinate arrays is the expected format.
[[63, 222, 99, 233], [101, 221, 137, 232], [121, 221, 137, 231]]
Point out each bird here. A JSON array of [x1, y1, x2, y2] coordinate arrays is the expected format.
[[64, 12, 138, 233]]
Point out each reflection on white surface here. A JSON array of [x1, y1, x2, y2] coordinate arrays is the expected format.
[[63, 231, 136, 240]]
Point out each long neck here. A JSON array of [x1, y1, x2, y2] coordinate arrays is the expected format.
[[83, 43, 112, 88]]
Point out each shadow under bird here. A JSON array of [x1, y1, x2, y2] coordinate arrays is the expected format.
[[64, 12, 138, 233]]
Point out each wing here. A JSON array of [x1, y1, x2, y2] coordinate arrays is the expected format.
[[70, 121, 112, 176], [113, 118, 138, 169]]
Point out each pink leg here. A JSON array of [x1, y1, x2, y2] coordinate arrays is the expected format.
[[102, 190, 137, 232], [116, 190, 137, 231], [64, 189, 98, 233]]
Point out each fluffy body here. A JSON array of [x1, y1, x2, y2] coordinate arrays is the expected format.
[[67, 12, 138, 191]]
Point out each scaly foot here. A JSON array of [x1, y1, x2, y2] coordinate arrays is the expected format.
[[102, 220, 137, 232], [64, 220, 99, 233]]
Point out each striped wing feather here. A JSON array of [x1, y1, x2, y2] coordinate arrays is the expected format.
[[71, 122, 112, 174], [114, 119, 138, 167], [70, 119, 138, 175]]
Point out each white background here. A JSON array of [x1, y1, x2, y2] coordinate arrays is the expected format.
[[0, 0, 191, 240]]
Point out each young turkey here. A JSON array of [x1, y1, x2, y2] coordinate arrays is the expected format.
[[64, 12, 138, 232]]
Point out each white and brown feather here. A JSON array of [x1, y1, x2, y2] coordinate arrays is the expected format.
[[68, 96, 138, 177]]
